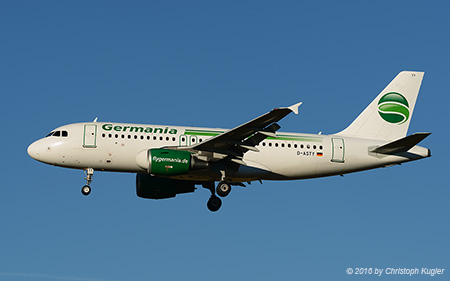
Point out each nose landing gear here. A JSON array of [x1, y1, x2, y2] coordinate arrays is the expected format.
[[81, 185, 91, 196], [82, 168, 94, 196]]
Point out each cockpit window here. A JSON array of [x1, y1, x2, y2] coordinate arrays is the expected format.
[[45, 130, 69, 137]]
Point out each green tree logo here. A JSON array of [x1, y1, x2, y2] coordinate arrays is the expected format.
[[377, 92, 410, 124]]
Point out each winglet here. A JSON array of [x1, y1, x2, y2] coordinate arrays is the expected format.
[[287, 102, 303, 115]]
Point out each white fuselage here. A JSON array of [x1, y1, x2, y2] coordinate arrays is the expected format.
[[27, 122, 430, 182]]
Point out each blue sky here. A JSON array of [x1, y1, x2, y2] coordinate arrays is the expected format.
[[1, 1, 448, 280]]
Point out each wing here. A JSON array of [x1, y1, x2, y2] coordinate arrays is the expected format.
[[182, 102, 302, 164]]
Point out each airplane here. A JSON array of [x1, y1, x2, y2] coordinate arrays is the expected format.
[[27, 71, 431, 212]]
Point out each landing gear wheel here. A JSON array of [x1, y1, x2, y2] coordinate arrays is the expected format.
[[82, 168, 94, 196], [216, 182, 231, 197], [81, 185, 91, 196], [207, 196, 222, 212]]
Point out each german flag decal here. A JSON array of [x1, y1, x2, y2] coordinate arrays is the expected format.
[[316, 152, 323, 157]]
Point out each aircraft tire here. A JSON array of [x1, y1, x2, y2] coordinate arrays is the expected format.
[[81, 185, 91, 196], [207, 196, 222, 212], [216, 182, 231, 197]]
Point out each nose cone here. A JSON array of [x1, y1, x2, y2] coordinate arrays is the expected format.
[[27, 140, 41, 160]]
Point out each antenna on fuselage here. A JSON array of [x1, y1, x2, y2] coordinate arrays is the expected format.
[[93, 117, 98, 122]]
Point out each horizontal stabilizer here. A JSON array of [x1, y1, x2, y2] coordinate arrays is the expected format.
[[371, 132, 431, 154]]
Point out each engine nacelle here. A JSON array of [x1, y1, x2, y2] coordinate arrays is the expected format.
[[136, 148, 208, 176], [136, 174, 195, 199]]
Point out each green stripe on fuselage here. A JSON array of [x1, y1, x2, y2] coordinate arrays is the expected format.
[[184, 129, 322, 142], [184, 129, 224, 137], [267, 134, 323, 142]]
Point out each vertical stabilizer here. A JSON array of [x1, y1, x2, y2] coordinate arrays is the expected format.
[[337, 71, 424, 141]]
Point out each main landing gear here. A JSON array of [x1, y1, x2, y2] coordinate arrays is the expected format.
[[207, 195, 222, 212], [216, 181, 231, 197], [203, 181, 232, 212], [82, 168, 94, 196]]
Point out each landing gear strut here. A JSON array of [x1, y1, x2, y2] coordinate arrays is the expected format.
[[82, 168, 94, 196]]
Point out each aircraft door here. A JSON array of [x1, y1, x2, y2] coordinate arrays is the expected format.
[[83, 124, 97, 148], [331, 138, 345, 163]]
